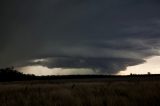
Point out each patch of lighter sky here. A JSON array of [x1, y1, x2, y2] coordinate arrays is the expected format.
[[31, 58, 49, 63], [17, 66, 96, 76], [118, 56, 160, 75]]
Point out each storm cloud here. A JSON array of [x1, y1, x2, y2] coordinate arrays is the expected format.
[[1, 0, 160, 74]]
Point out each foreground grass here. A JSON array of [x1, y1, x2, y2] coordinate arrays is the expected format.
[[0, 80, 160, 106]]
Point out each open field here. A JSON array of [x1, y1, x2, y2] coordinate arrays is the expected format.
[[0, 80, 160, 106]]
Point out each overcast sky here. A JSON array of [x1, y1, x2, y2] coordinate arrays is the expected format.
[[1, 0, 160, 75]]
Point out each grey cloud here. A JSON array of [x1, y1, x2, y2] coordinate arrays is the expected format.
[[1, 0, 160, 74], [19, 57, 145, 74]]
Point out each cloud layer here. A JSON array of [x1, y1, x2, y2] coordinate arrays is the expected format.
[[1, 0, 160, 74]]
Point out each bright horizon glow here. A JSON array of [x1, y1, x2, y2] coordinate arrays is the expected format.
[[118, 56, 160, 75], [17, 66, 96, 76]]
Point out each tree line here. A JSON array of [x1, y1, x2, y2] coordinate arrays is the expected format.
[[0, 67, 160, 82]]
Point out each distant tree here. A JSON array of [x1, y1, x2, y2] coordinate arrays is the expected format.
[[0, 67, 36, 81], [148, 72, 151, 75]]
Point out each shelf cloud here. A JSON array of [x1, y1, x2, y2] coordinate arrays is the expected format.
[[1, 0, 160, 74]]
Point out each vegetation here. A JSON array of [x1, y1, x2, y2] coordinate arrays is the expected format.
[[0, 67, 160, 106], [0, 67, 35, 81], [0, 81, 160, 106], [1, 67, 160, 81]]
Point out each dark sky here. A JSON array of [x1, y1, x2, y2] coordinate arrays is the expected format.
[[1, 0, 160, 74]]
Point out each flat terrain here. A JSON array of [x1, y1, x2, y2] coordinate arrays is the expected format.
[[0, 79, 160, 106]]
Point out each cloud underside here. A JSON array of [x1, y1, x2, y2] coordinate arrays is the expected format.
[[1, 0, 160, 74]]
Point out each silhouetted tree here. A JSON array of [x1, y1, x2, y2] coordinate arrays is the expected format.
[[0, 67, 36, 81], [148, 72, 151, 75]]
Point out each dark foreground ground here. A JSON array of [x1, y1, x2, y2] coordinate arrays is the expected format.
[[1, 68, 160, 106], [0, 79, 160, 106]]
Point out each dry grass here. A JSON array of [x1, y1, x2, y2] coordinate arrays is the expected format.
[[0, 80, 160, 106]]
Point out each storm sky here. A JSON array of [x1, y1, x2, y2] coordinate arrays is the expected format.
[[1, 0, 160, 75]]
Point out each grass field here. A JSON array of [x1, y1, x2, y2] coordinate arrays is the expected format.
[[0, 80, 160, 106]]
